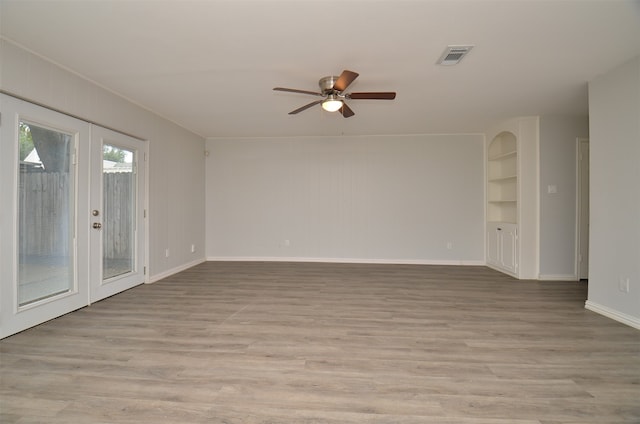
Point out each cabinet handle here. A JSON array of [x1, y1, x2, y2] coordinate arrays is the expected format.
[[497, 227, 502, 231]]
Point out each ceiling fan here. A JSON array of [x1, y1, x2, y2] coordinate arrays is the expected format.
[[273, 70, 396, 118]]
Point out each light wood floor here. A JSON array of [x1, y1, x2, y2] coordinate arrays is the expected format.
[[1, 262, 639, 423]]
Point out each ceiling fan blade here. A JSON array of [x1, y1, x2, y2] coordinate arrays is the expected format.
[[274, 87, 324, 97], [348, 92, 396, 100], [333, 70, 359, 92], [340, 103, 355, 118], [288, 99, 323, 115]]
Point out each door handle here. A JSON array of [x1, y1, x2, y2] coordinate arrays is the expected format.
[[92, 222, 102, 229]]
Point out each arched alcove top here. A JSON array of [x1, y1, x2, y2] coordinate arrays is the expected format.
[[488, 131, 517, 160], [487, 129, 518, 224]]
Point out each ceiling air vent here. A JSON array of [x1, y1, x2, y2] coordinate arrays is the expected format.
[[437, 45, 474, 65]]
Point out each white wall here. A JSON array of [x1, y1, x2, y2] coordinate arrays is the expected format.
[[206, 134, 485, 264], [538, 116, 589, 280], [0, 40, 206, 281], [586, 56, 640, 329]]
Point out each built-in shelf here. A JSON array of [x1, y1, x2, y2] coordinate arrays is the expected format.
[[487, 131, 518, 224], [489, 175, 517, 182], [488, 150, 517, 161]]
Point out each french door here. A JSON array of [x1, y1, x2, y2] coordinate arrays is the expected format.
[[89, 126, 146, 303], [0, 94, 146, 338]]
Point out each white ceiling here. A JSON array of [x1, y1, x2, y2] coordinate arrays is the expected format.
[[1, 0, 640, 138]]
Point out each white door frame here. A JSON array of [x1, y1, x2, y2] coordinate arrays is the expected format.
[[575, 138, 589, 280]]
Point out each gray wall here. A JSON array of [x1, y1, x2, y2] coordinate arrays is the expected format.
[[538, 116, 589, 279], [206, 134, 485, 263], [587, 56, 640, 328]]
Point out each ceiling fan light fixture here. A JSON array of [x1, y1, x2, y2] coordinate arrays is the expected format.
[[274, 70, 396, 118], [322, 95, 343, 112]]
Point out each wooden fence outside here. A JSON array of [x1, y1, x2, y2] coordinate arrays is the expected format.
[[19, 171, 133, 260], [102, 172, 134, 260]]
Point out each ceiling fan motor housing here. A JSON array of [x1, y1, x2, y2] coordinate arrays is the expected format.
[[319, 76, 340, 94]]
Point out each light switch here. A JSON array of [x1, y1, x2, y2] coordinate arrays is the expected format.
[[547, 185, 557, 194]]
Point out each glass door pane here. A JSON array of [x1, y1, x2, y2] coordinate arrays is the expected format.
[[102, 144, 135, 280], [17, 121, 75, 306]]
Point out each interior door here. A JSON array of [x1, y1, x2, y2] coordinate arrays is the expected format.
[[0, 95, 91, 338], [89, 126, 147, 303]]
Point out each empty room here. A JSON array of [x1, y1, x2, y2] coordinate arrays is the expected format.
[[1, 1, 639, 423]]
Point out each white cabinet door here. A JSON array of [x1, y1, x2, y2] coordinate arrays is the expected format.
[[487, 222, 500, 266], [487, 222, 518, 277], [499, 223, 518, 275]]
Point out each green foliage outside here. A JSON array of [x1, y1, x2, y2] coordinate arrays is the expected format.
[[103, 145, 126, 163], [19, 122, 34, 161], [20, 123, 126, 164]]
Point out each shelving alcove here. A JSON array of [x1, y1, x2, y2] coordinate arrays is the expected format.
[[487, 131, 518, 276]]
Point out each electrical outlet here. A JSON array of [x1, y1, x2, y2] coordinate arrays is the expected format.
[[191, 244, 196, 253], [619, 277, 630, 293], [165, 248, 170, 258], [446, 242, 453, 250], [284, 239, 290, 247]]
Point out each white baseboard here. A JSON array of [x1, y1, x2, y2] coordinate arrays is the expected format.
[[148, 258, 206, 284], [206, 256, 485, 266], [538, 273, 579, 281], [585, 300, 640, 330]]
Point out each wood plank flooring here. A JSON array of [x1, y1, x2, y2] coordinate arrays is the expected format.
[[1, 261, 639, 423]]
